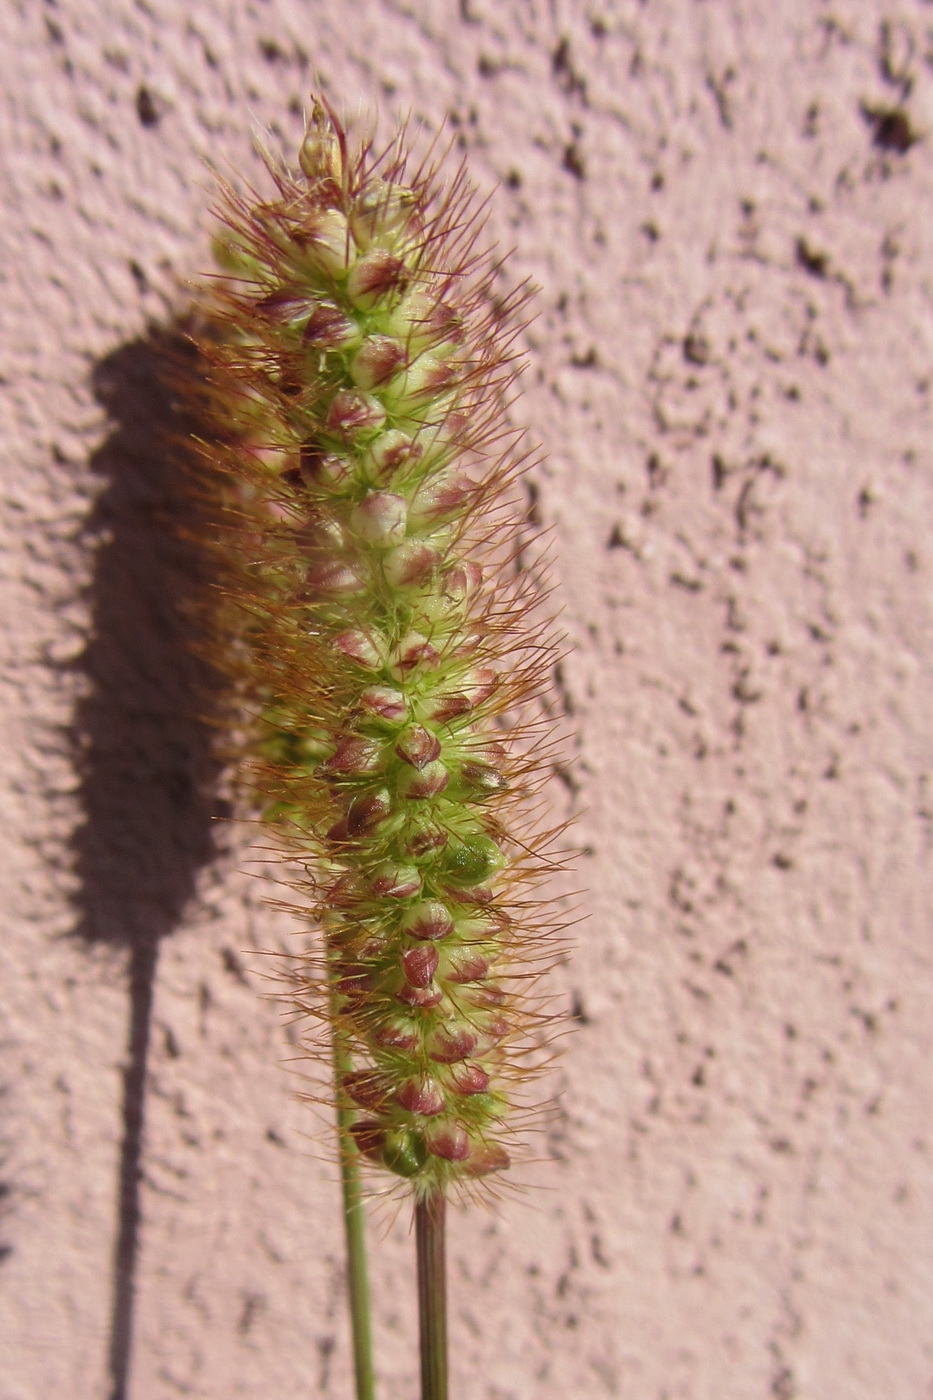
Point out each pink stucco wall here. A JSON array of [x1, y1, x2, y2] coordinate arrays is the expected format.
[[2, 2, 931, 1397]]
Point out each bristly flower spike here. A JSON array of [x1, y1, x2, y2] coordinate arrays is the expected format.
[[193, 95, 568, 1396]]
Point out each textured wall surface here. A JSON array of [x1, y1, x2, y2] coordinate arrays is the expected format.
[[2, 2, 932, 1398]]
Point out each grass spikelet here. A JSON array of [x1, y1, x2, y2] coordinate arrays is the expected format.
[[190, 100, 568, 1357]]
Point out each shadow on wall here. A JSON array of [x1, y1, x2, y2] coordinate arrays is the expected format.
[[69, 325, 228, 1400], [0, 1180, 11, 1268]]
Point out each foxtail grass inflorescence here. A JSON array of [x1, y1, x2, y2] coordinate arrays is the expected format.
[[192, 97, 568, 1396]]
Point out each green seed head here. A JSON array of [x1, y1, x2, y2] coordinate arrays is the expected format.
[[196, 98, 566, 1200]]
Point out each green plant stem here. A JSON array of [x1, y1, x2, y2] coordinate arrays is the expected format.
[[416, 1192, 448, 1400], [331, 1028, 377, 1400]]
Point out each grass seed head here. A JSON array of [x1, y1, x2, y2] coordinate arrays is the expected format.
[[194, 97, 569, 1201]]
